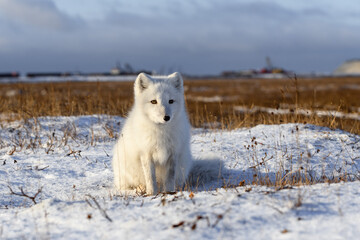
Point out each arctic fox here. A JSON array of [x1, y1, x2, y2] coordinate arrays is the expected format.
[[112, 72, 193, 195], [112, 72, 222, 195]]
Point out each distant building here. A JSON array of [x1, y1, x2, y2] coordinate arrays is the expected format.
[[0, 72, 19, 78], [334, 59, 360, 75], [110, 67, 121, 75]]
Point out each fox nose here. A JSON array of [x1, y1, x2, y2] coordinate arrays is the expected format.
[[164, 115, 170, 122]]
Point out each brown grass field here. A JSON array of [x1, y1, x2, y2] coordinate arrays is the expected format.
[[0, 76, 360, 134]]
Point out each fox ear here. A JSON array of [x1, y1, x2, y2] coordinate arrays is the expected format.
[[135, 73, 152, 94], [168, 72, 183, 90]]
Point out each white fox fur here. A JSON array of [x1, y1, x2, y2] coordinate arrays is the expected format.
[[112, 72, 223, 195], [113, 72, 192, 195]]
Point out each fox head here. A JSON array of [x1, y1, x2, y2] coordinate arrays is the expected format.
[[134, 72, 185, 124]]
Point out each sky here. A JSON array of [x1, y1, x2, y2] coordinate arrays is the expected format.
[[0, 0, 359, 75]]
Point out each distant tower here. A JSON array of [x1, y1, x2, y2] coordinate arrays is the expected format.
[[266, 56, 273, 70]]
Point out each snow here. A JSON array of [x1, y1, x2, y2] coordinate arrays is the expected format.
[[186, 95, 239, 103], [234, 105, 360, 121], [0, 115, 360, 239]]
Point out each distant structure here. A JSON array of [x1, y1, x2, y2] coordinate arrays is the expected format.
[[0, 72, 19, 78], [110, 66, 121, 75], [221, 56, 290, 78], [334, 59, 360, 75], [0, 62, 153, 81], [110, 61, 122, 75], [259, 56, 287, 74]]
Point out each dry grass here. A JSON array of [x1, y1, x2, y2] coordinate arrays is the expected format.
[[1, 76, 359, 134], [184, 76, 360, 134], [1, 76, 359, 191]]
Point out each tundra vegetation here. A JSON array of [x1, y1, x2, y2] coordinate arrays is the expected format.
[[1, 76, 360, 238]]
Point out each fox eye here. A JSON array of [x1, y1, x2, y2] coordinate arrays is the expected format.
[[169, 99, 174, 104], [150, 100, 157, 104]]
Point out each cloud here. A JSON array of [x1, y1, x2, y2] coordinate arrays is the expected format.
[[0, 0, 84, 31], [0, 0, 360, 74], [99, 1, 315, 53], [96, 1, 360, 73]]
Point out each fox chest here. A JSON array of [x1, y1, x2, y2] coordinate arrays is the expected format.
[[147, 133, 177, 165]]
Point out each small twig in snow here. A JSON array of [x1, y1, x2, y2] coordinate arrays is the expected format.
[[8, 186, 42, 204], [86, 195, 112, 222]]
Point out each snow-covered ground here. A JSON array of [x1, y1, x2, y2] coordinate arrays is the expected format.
[[234, 105, 360, 121], [0, 115, 359, 239]]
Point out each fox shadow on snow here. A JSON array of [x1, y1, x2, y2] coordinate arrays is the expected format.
[[185, 157, 272, 192]]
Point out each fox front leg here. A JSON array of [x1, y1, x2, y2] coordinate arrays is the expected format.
[[140, 155, 157, 195], [164, 158, 176, 192]]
